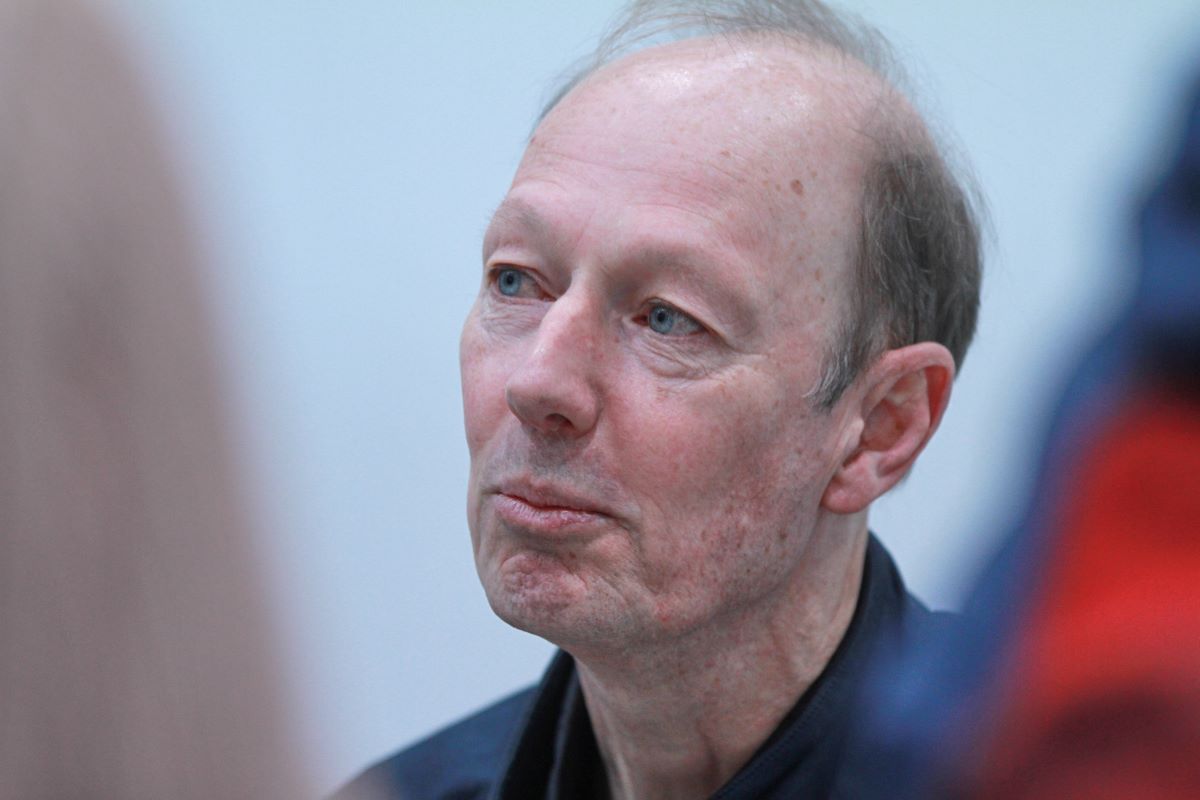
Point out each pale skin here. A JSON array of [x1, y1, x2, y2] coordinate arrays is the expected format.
[[460, 37, 955, 800]]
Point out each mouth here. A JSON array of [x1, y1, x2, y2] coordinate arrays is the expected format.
[[491, 485, 614, 535]]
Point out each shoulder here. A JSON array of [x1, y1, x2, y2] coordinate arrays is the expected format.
[[333, 687, 537, 800], [902, 594, 958, 641]]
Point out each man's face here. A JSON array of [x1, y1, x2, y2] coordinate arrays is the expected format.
[[461, 40, 871, 649]]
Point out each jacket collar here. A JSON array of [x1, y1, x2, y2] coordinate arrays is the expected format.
[[491, 534, 920, 800]]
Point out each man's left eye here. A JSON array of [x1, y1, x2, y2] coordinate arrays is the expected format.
[[645, 303, 704, 337]]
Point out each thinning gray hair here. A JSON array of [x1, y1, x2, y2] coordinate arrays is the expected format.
[[538, 0, 983, 408]]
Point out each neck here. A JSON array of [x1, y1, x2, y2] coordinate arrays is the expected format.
[[572, 519, 869, 800]]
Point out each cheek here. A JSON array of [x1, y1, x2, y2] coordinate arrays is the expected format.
[[610, 383, 825, 630], [631, 378, 799, 492], [460, 314, 513, 456], [620, 376, 820, 557]]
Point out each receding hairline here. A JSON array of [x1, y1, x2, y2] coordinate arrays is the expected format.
[[542, 0, 926, 118], [538, 30, 933, 196]]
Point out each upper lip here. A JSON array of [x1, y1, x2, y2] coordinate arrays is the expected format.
[[495, 479, 613, 517]]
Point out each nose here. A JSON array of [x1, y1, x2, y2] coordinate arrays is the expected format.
[[504, 293, 602, 437]]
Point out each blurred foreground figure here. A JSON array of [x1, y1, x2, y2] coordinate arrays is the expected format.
[[0, 0, 318, 797], [858, 66, 1200, 800]]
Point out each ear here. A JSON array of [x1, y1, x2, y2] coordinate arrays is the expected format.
[[821, 343, 955, 515]]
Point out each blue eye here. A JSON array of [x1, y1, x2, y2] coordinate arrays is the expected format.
[[646, 303, 703, 336], [496, 268, 524, 296], [648, 305, 677, 333]]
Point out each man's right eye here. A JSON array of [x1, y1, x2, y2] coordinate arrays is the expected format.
[[496, 268, 524, 296], [491, 267, 543, 299]]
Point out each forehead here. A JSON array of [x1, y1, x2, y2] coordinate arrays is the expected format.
[[542, 37, 875, 173]]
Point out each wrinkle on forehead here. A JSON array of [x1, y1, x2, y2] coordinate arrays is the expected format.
[[511, 152, 777, 275]]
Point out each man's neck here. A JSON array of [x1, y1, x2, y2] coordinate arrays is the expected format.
[[571, 522, 869, 800]]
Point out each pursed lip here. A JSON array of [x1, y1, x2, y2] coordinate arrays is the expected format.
[[489, 480, 617, 534]]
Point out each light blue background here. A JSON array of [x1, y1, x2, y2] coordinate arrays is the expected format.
[[107, 1, 1200, 792]]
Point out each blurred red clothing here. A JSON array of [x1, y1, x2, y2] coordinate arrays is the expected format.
[[975, 386, 1200, 799]]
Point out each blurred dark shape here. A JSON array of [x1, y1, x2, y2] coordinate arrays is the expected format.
[[0, 0, 319, 796], [850, 66, 1200, 799], [1136, 73, 1200, 386]]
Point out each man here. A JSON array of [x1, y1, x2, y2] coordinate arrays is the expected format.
[[342, 1, 981, 797]]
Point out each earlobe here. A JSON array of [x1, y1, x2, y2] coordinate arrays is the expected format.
[[821, 343, 955, 515]]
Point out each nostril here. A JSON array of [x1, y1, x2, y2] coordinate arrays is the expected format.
[[505, 375, 598, 436], [545, 412, 572, 431]]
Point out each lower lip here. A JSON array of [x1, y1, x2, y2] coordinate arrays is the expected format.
[[493, 493, 609, 534]]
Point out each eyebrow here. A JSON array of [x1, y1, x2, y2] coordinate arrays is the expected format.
[[482, 199, 555, 259]]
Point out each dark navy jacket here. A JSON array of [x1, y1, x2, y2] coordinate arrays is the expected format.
[[338, 535, 946, 800]]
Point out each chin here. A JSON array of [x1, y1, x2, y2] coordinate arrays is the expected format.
[[484, 550, 583, 619], [481, 551, 630, 648], [487, 591, 596, 648]]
